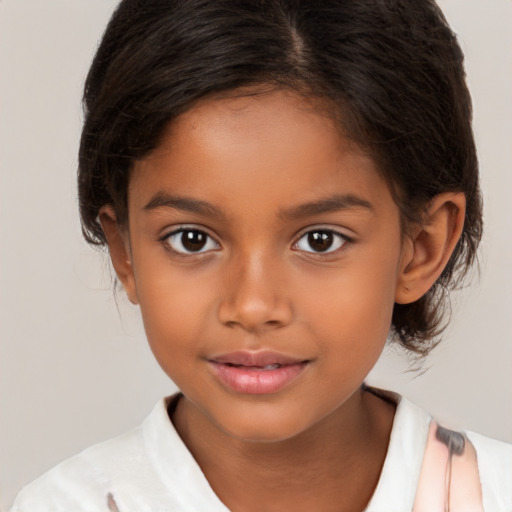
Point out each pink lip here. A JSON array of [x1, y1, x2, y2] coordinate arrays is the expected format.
[[208, 351, 309, 395]]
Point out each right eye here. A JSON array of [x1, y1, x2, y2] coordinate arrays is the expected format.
[[294, 229, 348, 254], [163, 228, 219, 255]]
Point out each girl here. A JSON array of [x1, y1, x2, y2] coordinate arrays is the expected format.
[[7, 0, 511, 510]]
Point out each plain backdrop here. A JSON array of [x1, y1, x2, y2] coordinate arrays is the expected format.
[[1, 0, 511, 509]]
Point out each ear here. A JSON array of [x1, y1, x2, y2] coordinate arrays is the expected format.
[[395, 192, 466, 304], [98, 205, 138, 305]]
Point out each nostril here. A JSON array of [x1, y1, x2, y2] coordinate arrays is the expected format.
[[224, 320, 239, 329], [222, 317, 287, 332]]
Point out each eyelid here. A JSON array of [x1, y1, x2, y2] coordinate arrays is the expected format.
[[294, 224, 355, 241], [160, 225, 220, 255], [292, 226, 353, 255]]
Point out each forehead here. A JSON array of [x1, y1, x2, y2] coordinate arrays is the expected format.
[[129, 89, 392, 217]]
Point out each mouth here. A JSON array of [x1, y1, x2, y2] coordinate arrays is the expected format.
[[208, 351, 310, 395], [222, 362, 286, 371]]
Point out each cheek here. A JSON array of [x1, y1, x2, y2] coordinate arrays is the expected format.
[[299, 253, 400, 352], [134, 265, 215, 361]]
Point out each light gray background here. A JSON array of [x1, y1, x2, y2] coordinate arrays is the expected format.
[[1, 0, 511, 509]]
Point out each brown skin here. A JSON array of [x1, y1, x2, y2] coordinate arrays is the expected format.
[[100, 89, 465, 511]]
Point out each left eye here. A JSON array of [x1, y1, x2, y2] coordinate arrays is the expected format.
[[164, 229, 219, 254], [295, 230, 347, 253]]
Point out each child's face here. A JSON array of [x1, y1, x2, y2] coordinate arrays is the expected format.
[[122, 89, 407, 441]]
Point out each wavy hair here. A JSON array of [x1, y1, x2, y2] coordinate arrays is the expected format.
[[78, 0, 482, 354]]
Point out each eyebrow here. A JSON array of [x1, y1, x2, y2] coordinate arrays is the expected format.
[[143, 192, 373, 220], [143, 193, 224, 218], [279, 194, 374, 220]]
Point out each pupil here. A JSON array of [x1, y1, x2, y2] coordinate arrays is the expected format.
[[308, 231, 333, 252], [182, 230, 207, 251]]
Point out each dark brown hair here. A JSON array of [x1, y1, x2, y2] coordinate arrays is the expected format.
[[78, 0, 482, 354]]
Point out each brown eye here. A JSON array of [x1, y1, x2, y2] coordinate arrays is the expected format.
[[165, 228, 219, 254], [182, 230, 207, 251], [296, 230, 346, 253]]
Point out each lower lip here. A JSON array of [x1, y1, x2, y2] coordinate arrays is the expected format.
[[209, 361, 308, 395]]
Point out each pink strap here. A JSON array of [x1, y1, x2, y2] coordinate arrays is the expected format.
[[413, 422, 484, 512]]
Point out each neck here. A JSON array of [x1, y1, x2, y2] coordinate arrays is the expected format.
[[171, 387, 395, 512]]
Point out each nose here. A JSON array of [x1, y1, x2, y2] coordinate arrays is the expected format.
[[217, 252, 293, 333]]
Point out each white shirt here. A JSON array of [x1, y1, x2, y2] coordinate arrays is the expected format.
[[9, 393, 512, 512]]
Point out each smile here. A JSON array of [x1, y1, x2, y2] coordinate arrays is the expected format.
[[208, 351, 310, 395]]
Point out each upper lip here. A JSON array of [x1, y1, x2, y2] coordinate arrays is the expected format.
[[209, 351, 308, 367]]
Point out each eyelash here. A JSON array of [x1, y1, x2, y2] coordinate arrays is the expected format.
[[161, 227, 220, 255], [160, 226, 351, 257], [293, 229, 351, 255]]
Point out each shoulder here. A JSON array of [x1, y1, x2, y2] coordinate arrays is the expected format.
[[410, 398, 512, 511], [9, 395, 228, 512], [365, 387, 512, 512], [9, 399, 168, 512], [466, 429, 512, 511], [9, 425, 146, 512]]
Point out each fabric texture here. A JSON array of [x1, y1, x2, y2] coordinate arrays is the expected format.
[[412, 421, 484, 511], [9, 392, 512, 512]]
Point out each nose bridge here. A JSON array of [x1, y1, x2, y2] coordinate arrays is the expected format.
[[218, 246, 292, 331]]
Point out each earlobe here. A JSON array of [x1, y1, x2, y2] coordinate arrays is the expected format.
[[98, 205, 138, 305], [395, 192, 466, 305]]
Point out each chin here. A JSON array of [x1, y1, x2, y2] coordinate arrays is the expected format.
[[212, 409, 311, 444]]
